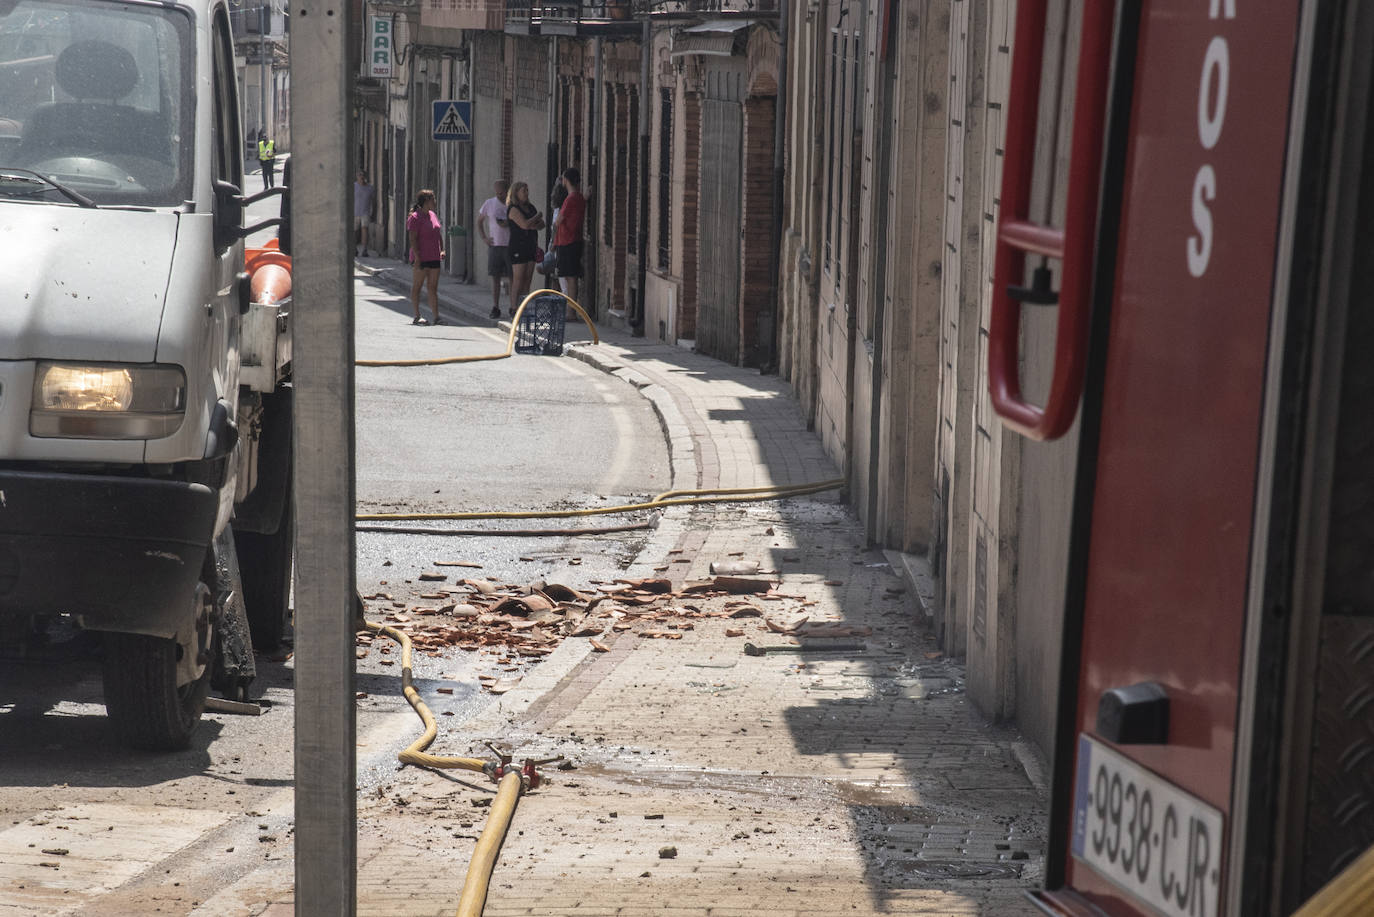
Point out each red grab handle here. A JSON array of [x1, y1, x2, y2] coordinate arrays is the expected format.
[[988, 0, 1116, 440]]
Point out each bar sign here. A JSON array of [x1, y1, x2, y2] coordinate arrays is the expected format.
[[368, 16, 392, 79]]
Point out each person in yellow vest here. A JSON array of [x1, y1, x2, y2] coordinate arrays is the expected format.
[[257, 130, 276, 188]]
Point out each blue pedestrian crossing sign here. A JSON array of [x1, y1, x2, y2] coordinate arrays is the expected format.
[[432, 100, 472, 142]]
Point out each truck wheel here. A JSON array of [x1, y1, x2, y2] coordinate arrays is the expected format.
[[103, 632, 211, 751], [235, 496, 294, 650]]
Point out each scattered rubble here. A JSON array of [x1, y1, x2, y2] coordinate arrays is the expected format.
[[359, 569, 883, 693]]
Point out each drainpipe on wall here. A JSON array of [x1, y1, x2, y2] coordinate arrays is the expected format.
[[763, 0, 790, 372], [633, 17, 650, 335]]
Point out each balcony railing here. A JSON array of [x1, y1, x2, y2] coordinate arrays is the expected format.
[[505, 1, 640, 35], [635, 0, 777, 15], [505, 0, 772, 35]]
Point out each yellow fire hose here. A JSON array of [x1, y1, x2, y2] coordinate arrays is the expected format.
[[356, 288, 598, 368], [456, 771, 523, 917], [363, 620, 488, 772], [357, 479, 846, 523]]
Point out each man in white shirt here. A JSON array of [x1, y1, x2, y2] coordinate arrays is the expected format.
[[477, 179, 512, 319]]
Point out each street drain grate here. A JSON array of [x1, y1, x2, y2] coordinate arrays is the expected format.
[[895, 860, 1022, 880]]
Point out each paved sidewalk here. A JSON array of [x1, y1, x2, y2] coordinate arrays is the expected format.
[[333, 259, 1049, 914]]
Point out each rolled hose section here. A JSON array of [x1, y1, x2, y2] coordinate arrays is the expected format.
[[456, 771, 523, 917], [356, 478, 845, 523], [356, 289, 598, 368]]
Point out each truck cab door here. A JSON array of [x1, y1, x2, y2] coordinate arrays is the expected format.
[[209, 4, 244, 403]]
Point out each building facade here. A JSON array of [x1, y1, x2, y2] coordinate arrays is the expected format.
[[778, 0, 1087, 758], [353, 1, 779, 344]]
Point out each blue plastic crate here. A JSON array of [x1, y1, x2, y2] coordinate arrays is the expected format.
[[515, 293, 567, 356]]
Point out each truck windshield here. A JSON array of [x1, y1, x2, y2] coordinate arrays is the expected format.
[[0, 0, 193, 206]]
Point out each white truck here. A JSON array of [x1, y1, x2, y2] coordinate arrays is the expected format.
[[0, 0, 295, 748]]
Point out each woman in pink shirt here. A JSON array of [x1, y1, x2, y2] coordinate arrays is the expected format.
[[406, 189, 445, 325]]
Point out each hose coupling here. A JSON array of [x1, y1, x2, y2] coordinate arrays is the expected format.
[[483, 743, 513, 783], [520, 755, 564, 790]]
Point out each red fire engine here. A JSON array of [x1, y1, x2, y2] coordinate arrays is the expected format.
[[990, 1, 1374, 914]]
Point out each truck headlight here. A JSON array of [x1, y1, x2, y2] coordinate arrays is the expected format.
[[30, 362, 186, 439]]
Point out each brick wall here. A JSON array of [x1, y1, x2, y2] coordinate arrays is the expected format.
[[513, 38, 549, 111], [474, 34, 502, 99], [739, 96, 775, 367]]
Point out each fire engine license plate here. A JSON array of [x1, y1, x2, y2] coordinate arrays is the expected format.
[[1071, 735, 1224, 917]]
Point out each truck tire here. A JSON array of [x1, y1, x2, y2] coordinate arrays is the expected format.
[[234, 495, 294, 650], [102, 632, 211, 751]]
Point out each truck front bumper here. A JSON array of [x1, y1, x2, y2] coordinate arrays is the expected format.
[[0, 470, 217, 639]]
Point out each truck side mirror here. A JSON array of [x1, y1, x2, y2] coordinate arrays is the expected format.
[[213, 179, 244, 249], [277, 160, 292, 255]]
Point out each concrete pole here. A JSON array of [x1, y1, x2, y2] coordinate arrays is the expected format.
[[290, 0, 357, 908]]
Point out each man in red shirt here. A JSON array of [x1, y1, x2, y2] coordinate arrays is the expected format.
[[552, 167, 586, 304]]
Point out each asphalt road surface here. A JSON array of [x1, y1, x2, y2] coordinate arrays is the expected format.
[[0, 187, 671, 914], [351, 271, 671, 598]]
